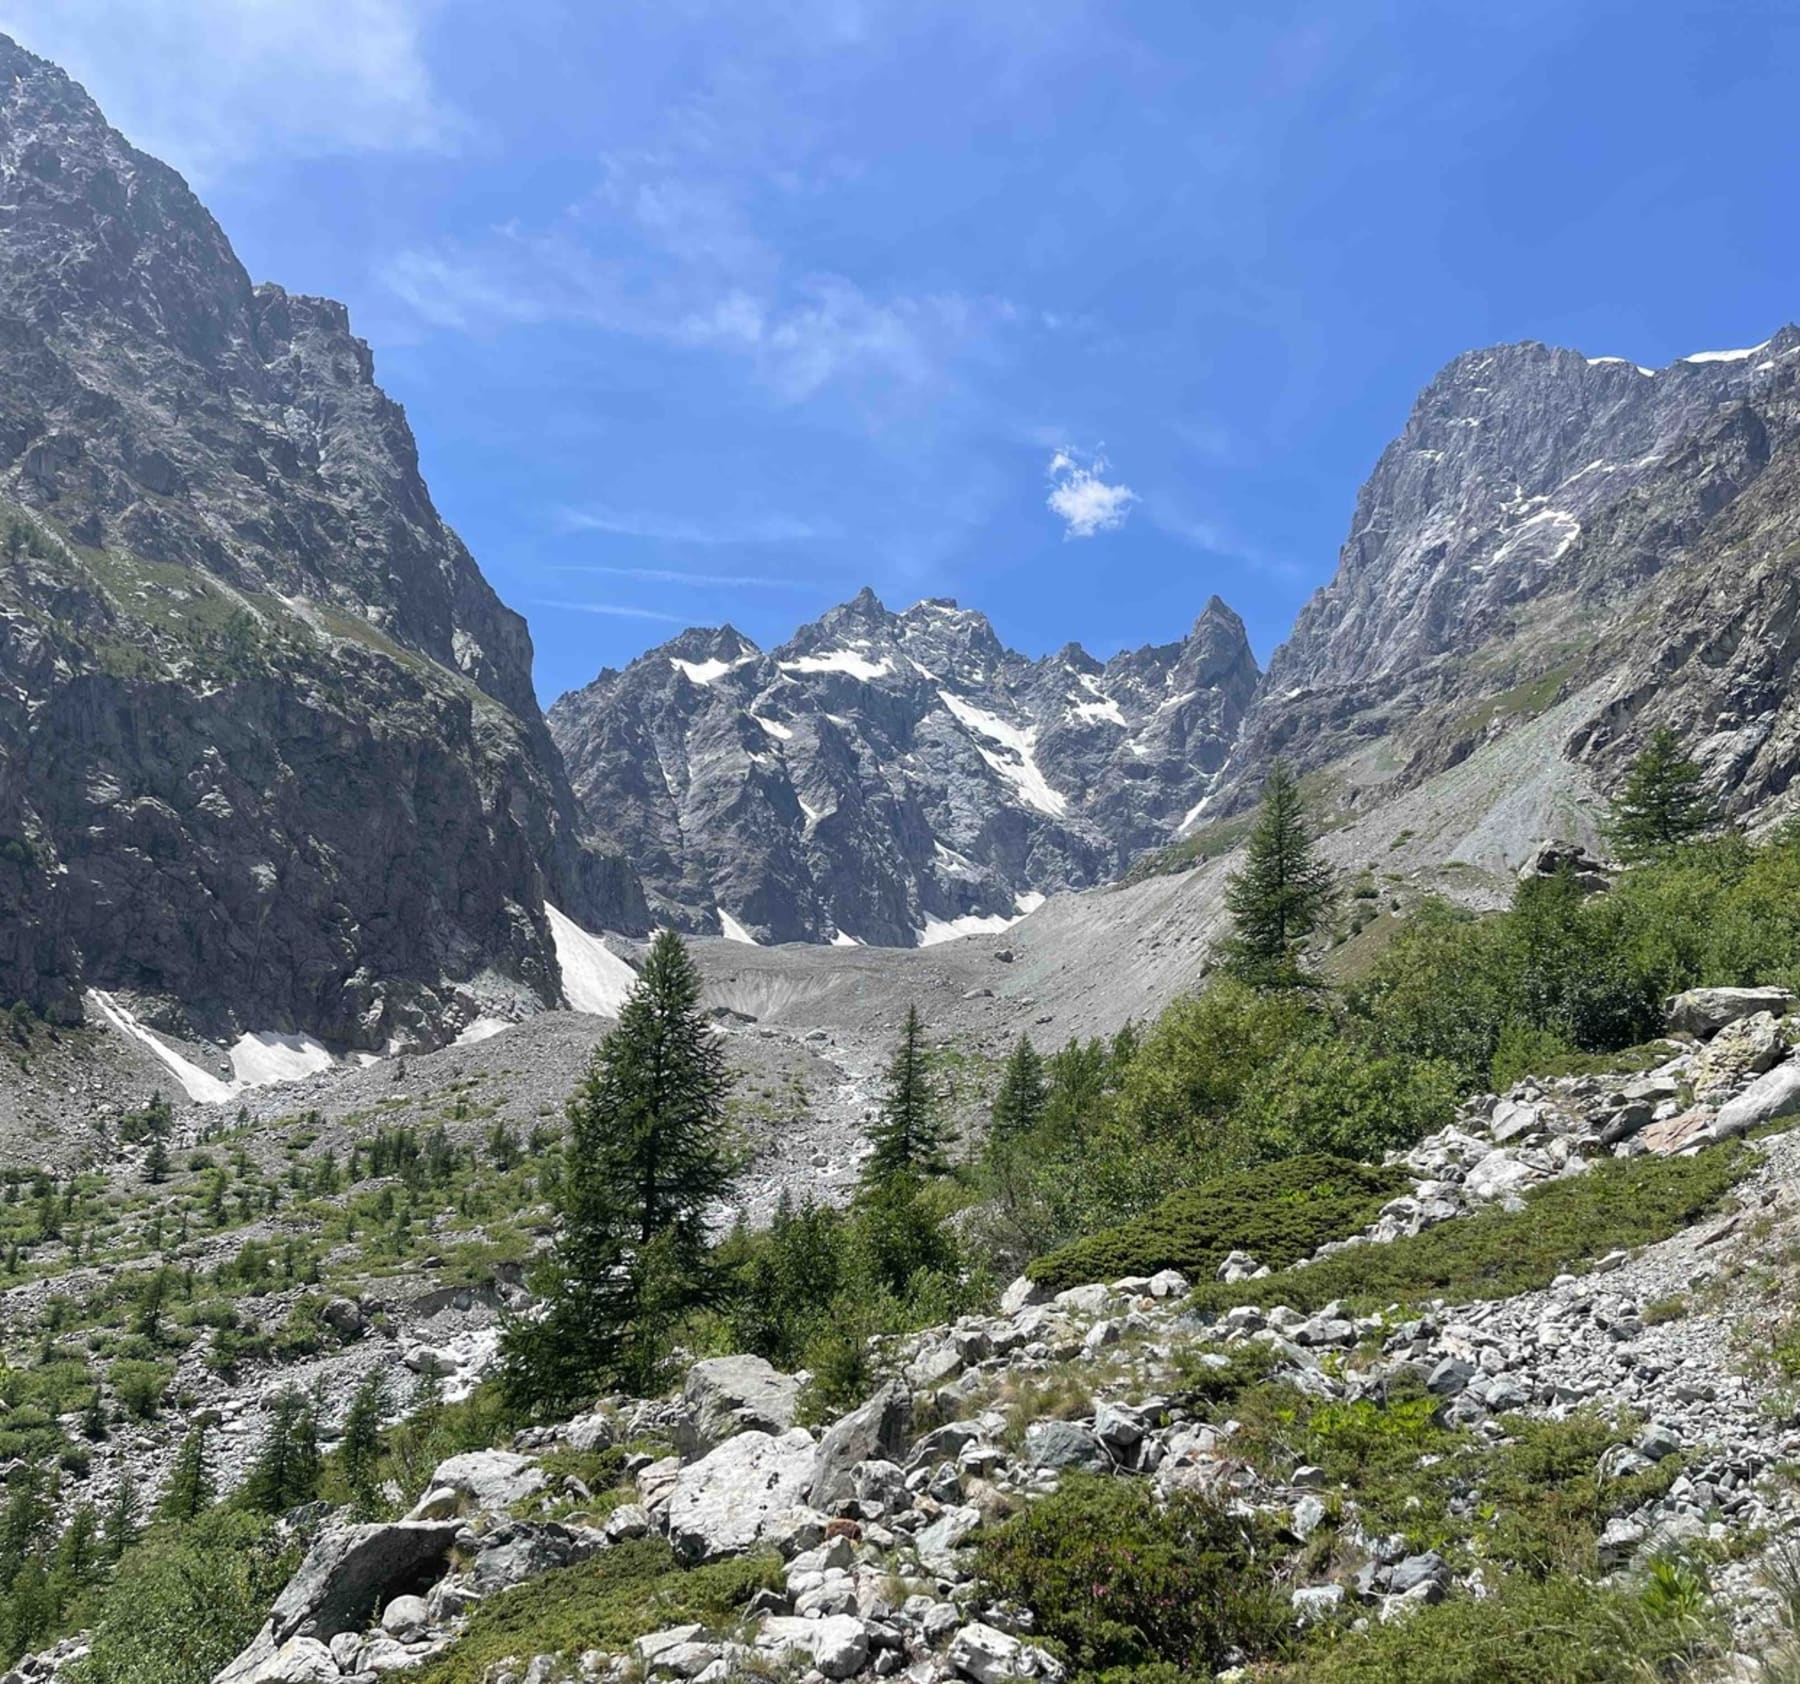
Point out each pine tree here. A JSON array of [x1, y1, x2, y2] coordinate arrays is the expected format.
[[159, 1421, 213, 1522], [339, 1371, 390, 1515], [1611, 725, 1717, 861], [1221, 760, 1336, 985], [101, 1472, 136, 1564], [240, 1388, 319, 1515], [862, 1006, 951, 1183], [988, 1036, 1047, 1149], [502, 929, 734, 1412]]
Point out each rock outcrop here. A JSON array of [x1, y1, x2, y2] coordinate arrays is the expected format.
[[0, 33, 645, 1046]]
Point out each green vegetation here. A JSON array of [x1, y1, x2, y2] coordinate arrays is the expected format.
[[503, 930, 735, 1411], [977, 1476, 1295, 1680], [1026, 1155, 1407, 1293], [1189, 1143, 1748, 1315], [1223, 759, 1338, 985], [864, 1004, 953, 1181], [409, 1539, 779, 1684], [1610, 724, 1719, 863]]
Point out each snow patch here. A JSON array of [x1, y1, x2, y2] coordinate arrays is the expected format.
[[670, 656, 747, 686], [937, 690, 1068, 817], [88, 991, 235, 1105], [750, 713, 793, 741], [1586, 357, 1655, 375], [718, 909, 760, 944], [545, 902, 637, 1017], [453, 1018, 511, 1047], [1014, 890, 1046, 915], [229, 1030, 335, 1087], [918, 910, 1021, 945], [830, 929, 861, 947], [1070, 697, 1125, 726], [780, 650, 892, 681], [1680, 341, 1770, 364]]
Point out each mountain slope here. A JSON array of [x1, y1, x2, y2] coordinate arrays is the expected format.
[[0, 34, 645, 1049], [549, 588, 1257, 944]]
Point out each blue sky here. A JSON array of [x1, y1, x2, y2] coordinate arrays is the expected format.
[[5, 0, 1798, 704]]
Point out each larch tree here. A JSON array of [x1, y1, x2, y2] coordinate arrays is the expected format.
[[502, 928, 734, 1411], [1221, 760, 1336, 986], [1611, 725, 1717, 861], [863, 1005, 951, 1183]]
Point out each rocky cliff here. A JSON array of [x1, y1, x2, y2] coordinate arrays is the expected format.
[[0, 33, 645, 1047], [548, 589, 1257, 943], [1201, 328, 1800, 839]]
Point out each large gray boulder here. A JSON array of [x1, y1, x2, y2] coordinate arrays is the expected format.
[[1712, 1059, 1800, 1140], [665, 1427, 818, 1564], [809, 1379, 913, 1511], [407, 1448, 544, 1517], [1665, 986, 1796, 1039], [214, 1522, 459, 1684], [676, 1355, 802, 1459]]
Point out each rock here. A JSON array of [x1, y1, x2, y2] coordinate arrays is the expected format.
[[215, 1522, 460, 1684], [409, 1449, 544, 1516], [666, 1428, 818, 1564], [565, 1411, 616, 1453], [378, 1596, 429, 1641], [1637, 1424, 1683, 1463], [1052, 1284, 1113, 1315], [321, 1298, 365, 1339], [1292, 1495, 1328, 1540], [948, 1622, 1021, 1684], [1292, 1584, 1345, 1623], [915, 1504, 983, 1564], [1388, 1552, 1449, 1596], [1001, 1276, 1049, 1315], [470, 1523, 601, 1594], [1147, 1269, 1190, 1298], [677, 1355, 802, 1458], [756, 1615, 870, 1679], [1023, 1420, 1109, 1472], [810, 1381, 913, 1511], [1664, 987, 1796, 1038], [1712, 1060, 1800, 1139]]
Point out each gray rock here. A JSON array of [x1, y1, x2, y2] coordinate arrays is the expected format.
[[1712, 1060, 1800, 1139], [410, 1449, 544, 1516], [378, 1597, 429, 1641], [1388, 1552, 1449, 1596], [1665, 987, 1796, 1038], [810, 1380, 913, 1511], [1023, 1420, 1109, 1472], [1292, 1584, 1345, 1623], [666, 1428, 818, 1564], [677, 1355, 802, 1458], [948, 1622, 1022, 1684]]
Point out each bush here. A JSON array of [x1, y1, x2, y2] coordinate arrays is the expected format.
[[107, 1358, 172, 1420], [1189, 1145, 1748, 1316], [409, 1539, 779, 1684], [1027, 1155, 1408, 1294], [976, 1475, 1294, 1678]]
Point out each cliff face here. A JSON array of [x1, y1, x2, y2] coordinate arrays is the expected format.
[[0, 34, 644, 1046], [1200, 329, 1800, 840], [549, 591, 1258, 944]]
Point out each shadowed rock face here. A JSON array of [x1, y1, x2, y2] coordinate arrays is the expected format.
[[548, 590, 1259, 944], [0, 33, 645, 1043]]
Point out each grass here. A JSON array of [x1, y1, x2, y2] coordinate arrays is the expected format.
[[1186, 1144, 1749, 1317], [1027, 1154, 1409, 1293], [408, 1539, 781, 1684]]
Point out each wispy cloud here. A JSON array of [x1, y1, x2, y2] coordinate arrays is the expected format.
[[2, 0, 459, 184], [552, 505, 835, 547], [546, 564, 815, 589], [529, 599, 689, 623], [1046, 448, 1137, 539]]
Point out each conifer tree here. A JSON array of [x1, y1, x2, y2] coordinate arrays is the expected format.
[[339, 1372, 390, 1515], [862, 1005, 950, 1183], [1221, 760, 1336, 985], [1611, 725, 1717, 861], [101, 1473, 136, 1564], [239, 1389, 319, 1515], [159, 1421, 212, 1522], [502, 929, 733, 1411], [988, 1036, 1047, 1148]]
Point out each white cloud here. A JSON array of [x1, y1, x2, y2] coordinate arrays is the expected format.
[[0, 0, 457, 183], [552, 507, 834, 549], [528, 599, 689, 623], [1046, 448, 1137, 538]]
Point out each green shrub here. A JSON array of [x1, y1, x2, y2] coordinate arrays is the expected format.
[[1027, 1154, 1408, 1293], [107, 1358, 172, 1419], [409, 1539, 779, 1684], [1188, 1144, 1747, 1316], [976, 1475, 1294, 1679]]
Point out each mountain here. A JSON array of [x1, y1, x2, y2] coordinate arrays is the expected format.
[[548, 588, 1257, 944], [1199, 329, 1800, 840], [0, 34, 645, 1050]]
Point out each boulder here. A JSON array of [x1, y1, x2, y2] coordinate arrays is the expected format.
[[757, 1615, 870, 1680], [378, 1596, 429, 1641], [1712, 1059, 1800, 1140], [407, 1449, 543, 1517], [677, 1355, 802, 1458], [1024, 1419, 1109, 1472], [214, 1522, 460, 1684], [1000, 1276, 1049, 1315], [1664, 986, 1796, 1039], [949, 1622, 1021, 1684], [915, 1503, 983, 1565], [666, 1428, 818, 1564], [809, 1380, 912, 1510]]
